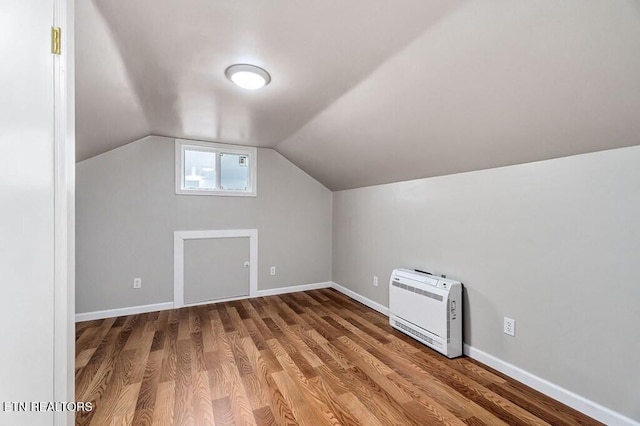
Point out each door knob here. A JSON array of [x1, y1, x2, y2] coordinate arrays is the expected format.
[[243, 261, 250, 268]]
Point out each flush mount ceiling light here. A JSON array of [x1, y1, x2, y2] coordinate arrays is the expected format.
[[225, 64, 271, 90]]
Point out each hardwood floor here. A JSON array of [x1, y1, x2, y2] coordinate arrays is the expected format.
[[75, 289, 601, 425]]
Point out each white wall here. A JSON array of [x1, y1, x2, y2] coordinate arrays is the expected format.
[[76, 136, 332, 314], [333, 146, 640, 422]]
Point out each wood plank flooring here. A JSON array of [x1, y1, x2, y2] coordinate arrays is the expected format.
[[75, 289, 602, 425]]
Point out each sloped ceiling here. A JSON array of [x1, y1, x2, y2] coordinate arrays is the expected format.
[[77, 1, 640, 191]]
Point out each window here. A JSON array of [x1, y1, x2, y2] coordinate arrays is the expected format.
[[175, 139, 257, 196]]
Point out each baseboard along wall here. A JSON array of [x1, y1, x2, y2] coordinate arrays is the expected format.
[[327, 282, 637, 426], [74, 281, 333, 322], [74, 281, 637, 426], [75, 302, 175, 323]]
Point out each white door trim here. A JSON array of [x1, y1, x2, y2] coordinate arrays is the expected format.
[[174, 229, 258, 308], [53, 0, 74, 424]]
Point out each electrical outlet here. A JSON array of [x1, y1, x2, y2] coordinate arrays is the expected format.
[[373, 276, 379, 286], [504, 317, 515, 336], [133, 278, 142, 289], [270, 266, 276, 276]]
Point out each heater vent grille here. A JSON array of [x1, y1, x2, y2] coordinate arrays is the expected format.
[[393, 320, 442, 348], [392, 280, 443, 301]]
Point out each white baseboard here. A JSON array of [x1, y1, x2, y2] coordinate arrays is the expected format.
[[330, 282, 389, 316], [76, 282, 332, 322], [183, 294, 253, 308], [463, 344, 638, 426], [75, 302, 174, 322], [73, 282, 639, 425], [328, 281, 637, 426], [255, 281, 332, 297]]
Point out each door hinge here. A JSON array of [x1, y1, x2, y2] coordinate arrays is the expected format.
[[51, 27, 61, 55]]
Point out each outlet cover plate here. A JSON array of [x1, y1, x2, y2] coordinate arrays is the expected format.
[[504, 317, 515, 336]]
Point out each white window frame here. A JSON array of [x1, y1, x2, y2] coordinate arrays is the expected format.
[[175, 139, 257, 197]]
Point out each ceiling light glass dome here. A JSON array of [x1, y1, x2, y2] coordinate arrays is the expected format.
[[225, 64, 271, 90]]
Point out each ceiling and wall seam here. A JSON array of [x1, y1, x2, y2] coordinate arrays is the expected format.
[[77, 1, 640, 192]]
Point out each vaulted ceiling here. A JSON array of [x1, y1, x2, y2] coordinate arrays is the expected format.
[[76, 1, 640, 191]]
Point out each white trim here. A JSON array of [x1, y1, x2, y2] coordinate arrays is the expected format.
[[175, 139, 257, 197], [75, 302, 174, 322], [174, 232, 185, 307], [174, 229, 258, 308], [330, 282, 389, 316], [54, 0, 74, 423], [329, 282, 638, 425], [74, 281, 332, 321], [183, 295, 253, 308], [74, 279, 638, 425], [463, 344, 639, 426], [255, 281, 332, 297]]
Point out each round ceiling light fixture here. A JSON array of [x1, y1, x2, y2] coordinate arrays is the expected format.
[[225, 64, 271, 90]]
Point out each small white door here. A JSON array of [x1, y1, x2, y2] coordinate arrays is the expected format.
[[183, 237, 250, 303]]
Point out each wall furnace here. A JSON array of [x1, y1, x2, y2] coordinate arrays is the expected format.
[[389, 268, 462, 358]]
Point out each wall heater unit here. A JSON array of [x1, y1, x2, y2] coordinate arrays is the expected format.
[[389, 268, 462, 358]]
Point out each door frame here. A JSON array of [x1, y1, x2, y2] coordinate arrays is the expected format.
[[54, 0, 75, 423], [174, 229, 258, 308]]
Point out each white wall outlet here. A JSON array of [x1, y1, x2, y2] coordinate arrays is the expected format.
[[133, 278, 142, 289], [373, 276, 379, 286], [504, 317, 515, 336], [270, 266, 276, 276]]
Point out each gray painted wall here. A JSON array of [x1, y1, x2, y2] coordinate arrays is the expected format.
[[332, 146, 640, 421], [76, 136, 332, 313]]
